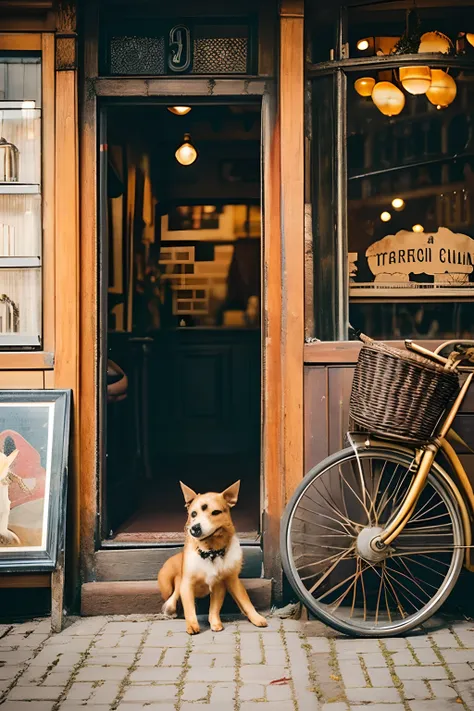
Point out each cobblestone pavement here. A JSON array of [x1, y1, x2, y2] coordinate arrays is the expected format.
[[0, 615, 474, 711]]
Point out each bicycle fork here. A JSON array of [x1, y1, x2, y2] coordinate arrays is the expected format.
[[370, 372, 474, 555]]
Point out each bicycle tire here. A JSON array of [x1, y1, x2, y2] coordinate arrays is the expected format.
[[281, 445, 464, 637]]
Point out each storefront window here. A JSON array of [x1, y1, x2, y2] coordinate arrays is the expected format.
[[308, 3, 474, 341], [0, 54, 42, 347]]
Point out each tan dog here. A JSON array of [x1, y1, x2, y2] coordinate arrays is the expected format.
[[157, 481, 268, 635]]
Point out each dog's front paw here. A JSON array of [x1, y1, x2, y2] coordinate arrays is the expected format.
[[250, 613, 268, 628], [186, 621, 201, 635], [210, 621, 224, 632]]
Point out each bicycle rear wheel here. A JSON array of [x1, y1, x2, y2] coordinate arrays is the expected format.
[[281, 446, 464, 637]]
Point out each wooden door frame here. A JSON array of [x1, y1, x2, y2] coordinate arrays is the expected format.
[[79, 0, 304, 600]]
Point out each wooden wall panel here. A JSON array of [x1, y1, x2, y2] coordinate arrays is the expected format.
[[0, 371, 44, 388], [327, 367, 354, 454], [304, 367, 328, 472]]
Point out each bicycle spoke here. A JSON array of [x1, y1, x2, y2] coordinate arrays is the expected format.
[[285, 450, 463, 636]]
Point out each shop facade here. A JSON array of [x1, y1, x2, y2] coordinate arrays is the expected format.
[[0, 0, 473, 616]]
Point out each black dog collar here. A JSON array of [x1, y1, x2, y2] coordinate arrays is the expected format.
[[198, 547, 226, 561]]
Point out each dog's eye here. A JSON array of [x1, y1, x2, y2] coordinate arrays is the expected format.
[[201, 504, 208, 511], [191, 511, 197, 518], [211, 510, 221, 516]]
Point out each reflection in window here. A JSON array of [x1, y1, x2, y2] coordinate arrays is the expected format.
[[347, 69, 474, 340]]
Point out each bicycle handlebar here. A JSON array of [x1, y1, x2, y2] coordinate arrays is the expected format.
[[405, 338, 474, 371]]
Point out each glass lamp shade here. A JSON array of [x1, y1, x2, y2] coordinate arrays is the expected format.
[[418, 31, 452, 54], [371, 81, 405, 116], [354, 77, 376, 97], [426, 69, 457, 108], [175, 134, 198, 166], [467, 33, 474, 47], [399, 66, 432, 95], [168, 106, 192, 116]]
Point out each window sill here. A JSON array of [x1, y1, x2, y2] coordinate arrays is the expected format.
[[0, 351, 54, 370], [304, 340, 454, 365]]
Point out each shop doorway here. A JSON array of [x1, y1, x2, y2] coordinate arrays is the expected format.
[[101, 102, 262, 544]]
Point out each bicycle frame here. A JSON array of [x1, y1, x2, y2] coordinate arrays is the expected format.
[[371, 341, 474, 570]]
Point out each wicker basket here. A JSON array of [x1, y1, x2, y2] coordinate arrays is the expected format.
[[349, 336, 459, 443]]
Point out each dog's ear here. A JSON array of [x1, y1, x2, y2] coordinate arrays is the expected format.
[[221, 480, 240, 508], [180, 481, 198, 507]]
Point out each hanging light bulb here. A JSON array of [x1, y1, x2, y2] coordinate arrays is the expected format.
[[168, 106, 192, 116], [392, 197, 405, 210], [399, 66, 432, 95], [371, 81, 405, 116], [380, 211, 392, 222], [412, 224, 424, 232], [426, 69, 457, 108], [354, 77, 376, 97], [418, 31, 452, 54], [467, 33, 474, 47], [175, 134, 198, 166], [357, 39, 370, 51]]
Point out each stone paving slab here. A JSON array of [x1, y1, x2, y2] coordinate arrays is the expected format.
[[0, 614, 473, 710]]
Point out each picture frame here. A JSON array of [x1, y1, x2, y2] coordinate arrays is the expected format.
[[0, 389, 71, 573], [161, 204, 235, 242]]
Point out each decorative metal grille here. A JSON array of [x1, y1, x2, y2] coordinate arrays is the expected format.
[[192, 37, 248, 74], [110, 35, 165, 75]]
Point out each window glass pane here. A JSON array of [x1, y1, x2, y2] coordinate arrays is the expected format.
[[311, 75, 339, 340], [347, 67, 474, 340], [0, 53, 42, 348]]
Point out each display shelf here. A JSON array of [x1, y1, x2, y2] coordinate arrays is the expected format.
[[0, 184, 40, 194], [0, 268, 41, 346], [0, 257, 40, 268]]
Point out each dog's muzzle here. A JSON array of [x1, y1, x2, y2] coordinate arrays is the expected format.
[[190, 524, 202, 538]]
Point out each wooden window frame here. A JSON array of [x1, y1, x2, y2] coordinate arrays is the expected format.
[[0, 32, 55, 369]]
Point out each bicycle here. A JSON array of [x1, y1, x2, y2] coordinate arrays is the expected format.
[[281, 335, 474, 637]]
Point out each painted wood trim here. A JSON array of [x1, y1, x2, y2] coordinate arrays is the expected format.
[[94, 77, 268, 97], [42, 32, 55, 354], [280, 1, 304, 504], [0, 574, 50, 589], [0, 33, 42, 50], [261, 89, 283, 596], [79, 0, 99, 584], [0, 352, 53, 370], [0, 370, 44, 388], [303, 339, 467, 365], [55, 5, 80, 605]]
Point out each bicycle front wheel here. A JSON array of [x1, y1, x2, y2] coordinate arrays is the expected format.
[[281, 446, 464, 636]]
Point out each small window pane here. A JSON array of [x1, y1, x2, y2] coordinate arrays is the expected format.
[[0, 53, 42, 348]]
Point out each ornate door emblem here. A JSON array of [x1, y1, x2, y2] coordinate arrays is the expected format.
[[168, 25, 191, 73]]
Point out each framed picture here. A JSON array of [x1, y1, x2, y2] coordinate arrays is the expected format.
[[161, 205, 235, 242], [0, 390, 71, 572]]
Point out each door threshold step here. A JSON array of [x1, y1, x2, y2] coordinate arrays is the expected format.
[[81, 578, 272, 616]]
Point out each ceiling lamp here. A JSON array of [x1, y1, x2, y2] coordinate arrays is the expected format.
[[426, 69, 457, 108], [371, 81, 405, 116], [467, 33, 474, 47], [399, 66, 432, 95], [175, 134, 198, 166], [418, 31, 452, 54], [392, 197, 405, 210], [354, 77, 376, 97], [380, 211, 392, 222], [412, 224, 424, 233], [357, 38, 370, 51], [168, 106, 192, 116]]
